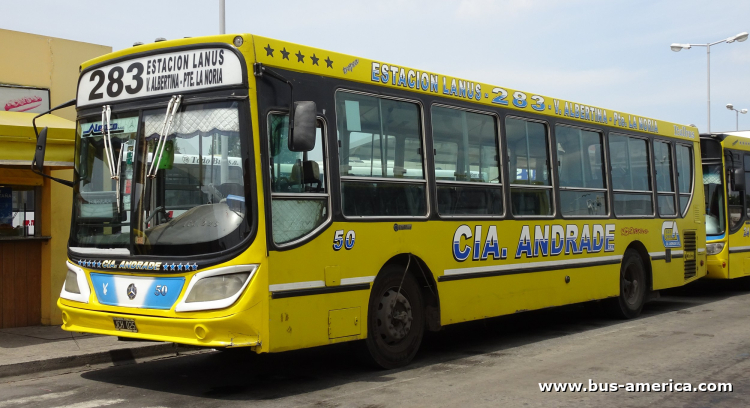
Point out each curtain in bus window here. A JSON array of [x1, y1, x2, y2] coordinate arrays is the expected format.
[[609, 134, 653, 216], [432, 106, 502, 215], [267, 113, 328, 244], [653, 141, 676, 216], [555, 126, 607, 216], [676, 144, 693, 215], [505, 118, 551, 216]]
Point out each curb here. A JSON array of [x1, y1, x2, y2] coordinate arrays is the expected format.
[[0, 342, 201, 379]]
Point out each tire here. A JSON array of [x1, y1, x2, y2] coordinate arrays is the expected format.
[[363, 264, 425, 369], [606, 249, 647, 319]]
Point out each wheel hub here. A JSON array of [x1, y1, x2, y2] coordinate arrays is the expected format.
[[376, 288, 413, 344]]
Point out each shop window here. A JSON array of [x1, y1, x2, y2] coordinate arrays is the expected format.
[[0, 186, 38, 237]]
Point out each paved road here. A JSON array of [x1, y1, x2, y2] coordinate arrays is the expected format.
[[1, 280, 749, 408]]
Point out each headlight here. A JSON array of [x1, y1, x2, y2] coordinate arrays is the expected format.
[[706, 242, 725, 255], [175, 264, 257, 312], [186, 272, 250, 303], [59, 262, 91, 303], [64, 270, 81, 294]]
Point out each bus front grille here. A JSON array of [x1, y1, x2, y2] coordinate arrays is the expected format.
[[684, 230, 697, 279]]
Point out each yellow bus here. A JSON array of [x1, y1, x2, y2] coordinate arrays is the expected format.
[[32, 34, 706, 368], [701, 131, 750, 281]]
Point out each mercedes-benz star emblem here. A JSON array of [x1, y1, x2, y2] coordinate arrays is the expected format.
[[126, 283, 137, 300]]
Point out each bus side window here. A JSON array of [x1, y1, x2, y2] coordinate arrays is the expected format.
[[335, 92, 427, 217], [675, 144, 693, 216], [654, 140, 676, 217], [431, 105, 502, 216], [555, 125, 607, 217], [505, 117, 552, 216], [609, 133, 653, 216], [268, 114, 328, 244]]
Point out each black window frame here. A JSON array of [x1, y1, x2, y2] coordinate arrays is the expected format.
[[554, 123, 610, 219], [334, 89, 430, 220], [430, 103, 505, 219], [265, 112, 332, 247]]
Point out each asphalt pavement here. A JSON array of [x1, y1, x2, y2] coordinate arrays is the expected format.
[[0, 279, 748, 408]]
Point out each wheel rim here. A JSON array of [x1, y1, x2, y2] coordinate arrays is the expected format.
[[376, 288, 413, 345], [622, 263, 640, 306]]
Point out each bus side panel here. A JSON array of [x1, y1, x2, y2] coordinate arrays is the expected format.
[[438, 266, 619, 324]]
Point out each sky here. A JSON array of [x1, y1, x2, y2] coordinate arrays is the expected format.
[[1, 0, 749, 133]]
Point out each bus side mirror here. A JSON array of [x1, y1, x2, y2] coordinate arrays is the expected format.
[[32, 127, 49, 173], [733, 167, 746, 191], [289, 101, 316, 152]]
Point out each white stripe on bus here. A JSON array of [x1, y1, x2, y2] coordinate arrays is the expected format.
[[443, 255, 623, 277], [269, 276, 375, 292]]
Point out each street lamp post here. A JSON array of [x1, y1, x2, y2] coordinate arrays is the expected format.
[[726, 103, 748, 131], [670, 32, 748, 133]]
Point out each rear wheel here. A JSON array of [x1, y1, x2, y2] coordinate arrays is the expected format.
[[363, 265, 425, 369], [606, 249, 647, 319]]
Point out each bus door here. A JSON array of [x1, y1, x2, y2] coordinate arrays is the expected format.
[[725, 150, 750, 277]]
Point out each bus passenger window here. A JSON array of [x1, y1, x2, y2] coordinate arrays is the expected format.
[[505, 117, 552, 216], [335, 92, 427, 217], [609, 134, 653, 216], [555, 126, 607, 217], [654, 141, 676, 216], [675, 144, 693, 216], [432, 106, 502, 216]]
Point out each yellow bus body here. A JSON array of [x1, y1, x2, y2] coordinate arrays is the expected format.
[[704, 132, 750, 280], [59, 34, 706, 353]]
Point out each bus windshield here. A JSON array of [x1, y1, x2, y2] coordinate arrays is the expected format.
[[703, 163, 725, 236], [70, 100, 251, 256]]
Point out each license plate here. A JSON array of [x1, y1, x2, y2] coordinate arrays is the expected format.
[[684, 251, 695, 261], [113, 317, 138, 333]]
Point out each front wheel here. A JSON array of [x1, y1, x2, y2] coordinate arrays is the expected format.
[[606, 249, 647, 319], [363, 265, 425, 369]]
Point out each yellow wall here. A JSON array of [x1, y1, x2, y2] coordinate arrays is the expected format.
[[0, 30, 109, 326], [0, 29, 111, 121], [40, 169, 73, 325]]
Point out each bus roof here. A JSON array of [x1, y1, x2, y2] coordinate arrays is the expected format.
[[79, 34, 698, 141]]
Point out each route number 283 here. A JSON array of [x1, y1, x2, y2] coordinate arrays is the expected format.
[[333, 230, 356, 250]]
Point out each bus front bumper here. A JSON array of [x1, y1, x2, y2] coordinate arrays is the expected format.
[[58, 300, 261, 349]]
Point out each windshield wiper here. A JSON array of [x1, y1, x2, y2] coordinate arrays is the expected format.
[[148, 95, 182, 178], [101, 105, 123, 213]]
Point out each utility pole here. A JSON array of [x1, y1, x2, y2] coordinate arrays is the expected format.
[[219, 0, 225, 34]]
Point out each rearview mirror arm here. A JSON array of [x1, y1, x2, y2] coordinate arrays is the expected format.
[[253, 63, 295, 129], [30, 98, 77, 188]]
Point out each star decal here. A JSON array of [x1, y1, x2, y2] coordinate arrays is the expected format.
[[264, 44, 274, 57], [280, 48, 290, 60], [295, 51, 305, 63], [78, 260, 84, 266], [192, 263, 198, 271], [325, 56, 333, 68], [310, 54, 319, 66], [177, 263, 184, 271], [96, 261, 102, 268]]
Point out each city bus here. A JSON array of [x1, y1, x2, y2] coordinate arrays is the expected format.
[[32, 33, 706, 368], [701, 131, 750, 281]]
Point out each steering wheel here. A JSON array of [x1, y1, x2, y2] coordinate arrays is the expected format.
[[145, 206, 169, 226]]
